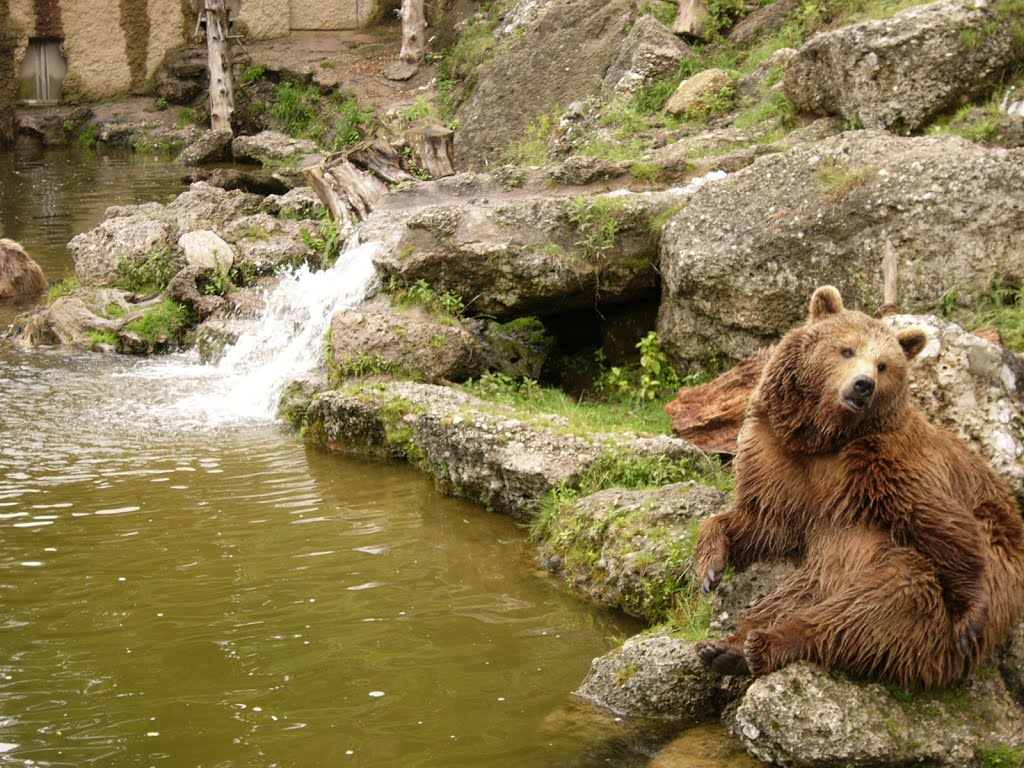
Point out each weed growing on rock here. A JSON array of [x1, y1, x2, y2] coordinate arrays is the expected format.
[[272, 81, 321, 138], [597, 332, 702, 406], [329, 92, 374, 151], [114, 243, 180, 296], [972, 277, 1024, 351], [976, 745, 1024, 768], [76, 123, 100, 151], [301, 216, 342, 267], [385, 278, 466, 322], [87, 329, 118, 351], [568, 196, 625, 260], [240, 64, 268, 86]]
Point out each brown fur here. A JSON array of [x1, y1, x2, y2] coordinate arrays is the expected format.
[[695, 286, 1024, 689], [0, 239, 48, 299]]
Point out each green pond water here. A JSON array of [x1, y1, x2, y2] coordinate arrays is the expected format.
[[0, 147, 751, 768]]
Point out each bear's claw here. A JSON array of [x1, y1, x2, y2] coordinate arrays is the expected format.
[[695, 640, 751, 676], [701, 568, 719, 595]]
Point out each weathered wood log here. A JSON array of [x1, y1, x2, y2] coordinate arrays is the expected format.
[[403, 124, 455, 179], [303, 154, 390, 229], [664, 352, 768, 454], [347, 138, 416, 184], [205, 0, 235, 134], [399, 0, 426, 65], [674, 0, 711, 39]]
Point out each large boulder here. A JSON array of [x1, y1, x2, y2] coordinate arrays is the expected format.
[[657, 131, 1024, 366], [232, 131, 318, 165], [602, 15, 691, 99], [454, 0, 635, 169], [731, 664, 1024, 767], [301, 380, 699, 518], [68, 203, 177, 286], [369, 188, 694, 320], [0, 239, 47, 298], [783, 0, 1024, 132], [178, 129, 233, 166]]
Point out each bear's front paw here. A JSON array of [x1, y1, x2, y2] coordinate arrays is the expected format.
[[954, 601, 989, 655], [697, 553, 727, 595], [695, 639, 751, 676]]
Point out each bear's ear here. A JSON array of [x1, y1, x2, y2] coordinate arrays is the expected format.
[[897, 328, 928, 361], [808, 286, 844, 322]]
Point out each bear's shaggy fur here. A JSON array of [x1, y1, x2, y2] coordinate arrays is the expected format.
[[0, 239, 47, 299], [695, 286, 1024, 689]]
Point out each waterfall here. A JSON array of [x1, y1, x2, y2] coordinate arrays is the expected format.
[[159, 239, 380, 428]]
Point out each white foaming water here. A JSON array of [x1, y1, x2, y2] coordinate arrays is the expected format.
[[157, 239, 380, 428]]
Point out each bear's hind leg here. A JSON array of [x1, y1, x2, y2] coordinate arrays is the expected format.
[[743, 549, 966, 688]]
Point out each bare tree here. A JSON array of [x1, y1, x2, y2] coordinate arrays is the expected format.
[[204, 0, 235, 133], [399, 0, 426, 65]]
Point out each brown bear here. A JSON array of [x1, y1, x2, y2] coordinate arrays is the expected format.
[[695, 285, 1024, 689]]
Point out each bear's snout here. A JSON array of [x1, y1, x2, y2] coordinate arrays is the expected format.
[[841, 375, 876, 412]]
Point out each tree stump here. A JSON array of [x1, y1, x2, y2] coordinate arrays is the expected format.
[[674, 0, 711, 39], [205, 0, 235, 134], [347, 138, 416, 184], [399, 0, 426, 65], [403, 124, 455, 179], [303, 155, 390, 230]]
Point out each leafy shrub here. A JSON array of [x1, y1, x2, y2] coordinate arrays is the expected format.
[[113, 243, 180, 295]]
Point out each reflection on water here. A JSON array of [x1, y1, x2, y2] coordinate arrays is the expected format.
[[0, 345, 647, 767], [0, 146, 188, 280]]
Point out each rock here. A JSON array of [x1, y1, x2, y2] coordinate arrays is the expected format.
[[232, 131, 318, 165], [887, 314, 1024, 500], [329, 306, 486, 383], [190, 168, 290, 196], [301, 380, 700, 518], [167, 182, 264, 233], [708, 561, 798, 638], [649, 724, 762, 768], [178, 230, 235, 276], [454, 0, 634, 169], [657, 131, 1024, 367], [383, 60, 419, 81], [727, 0, 799, 47], [1000, 621, 1024, 705], [673, 0, 711, 39], [10, 288, 131, 348], [69, 203, 176, 286], [222, 215, 317, 273], [165, 265, 227, 320], [259, 186, 325, 220], [178, 130, 234, 166], [735, 47, 796, 101], [0, 239, 47, 298], [783, 0, 1024, 132], [369, 187, 694, 320], [540, 483, 730, 620], [664, 69, 733, 117], [602, 15, 691, 99], [730, 664, 1024, 767], [575, 631, 748, 720], [155, 70, 203, 106], [664, 352, 768, 454]]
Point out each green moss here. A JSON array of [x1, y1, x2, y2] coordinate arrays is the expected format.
[[122, 299, 193, 350], [385, 278, 466, 322], [379, 398, 428, 464], [88, 329, 119, 350]]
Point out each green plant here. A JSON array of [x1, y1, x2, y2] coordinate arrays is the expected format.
[[398, 96, 432, 123], [47, 276, 79, 303], [568, 196, 624, 260], [639, 0, 678, 26], [976, 745, 1024, 768], [271, 81, 322, 139], [301, 216, 343, 267], [153, 97, 168, 111], [972, 276, 1024, 352], [508, 111, 556, 166], [937, 288, 958, 320], [122, 300, 194, 350], [329, 92, 374, 150], [240, 63, 268, 86], [320, 60, 336, 70], [597, 332, 686, 404], [176, 107, 201, 128], [113, 243, 179, 295], [76, 122, 100, 151], [386, 278, 466, 321]]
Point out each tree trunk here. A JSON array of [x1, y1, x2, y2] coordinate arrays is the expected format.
[[205, 0, 235, 134], [674, 0, 711, 39], [402, 124, 455, 178], [304, 154, 390, 233], [399, 0, 426, 65], [347, 138, 416, 184]]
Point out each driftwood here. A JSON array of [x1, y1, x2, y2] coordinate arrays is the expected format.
[[664, 352, 767, 454], [403, 124, 455, 179], [204, 0, 235, 134], [674, 0, 711, 39], [347, 138, 416, 184], [303, 155, 389, 229]]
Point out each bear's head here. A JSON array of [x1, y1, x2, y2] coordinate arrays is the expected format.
[[753, 286, 928, 454]]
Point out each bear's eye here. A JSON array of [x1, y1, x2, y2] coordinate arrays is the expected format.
[[841, 347, 854, 359], [878, 362, 888, 373]]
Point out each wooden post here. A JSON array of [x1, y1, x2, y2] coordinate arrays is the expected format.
[[879, 241, 900, 317], [399, 0, 426, 65], [205, 0, 235, 134]]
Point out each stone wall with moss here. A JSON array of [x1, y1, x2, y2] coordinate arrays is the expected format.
[[0, 4, 16, 145]]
